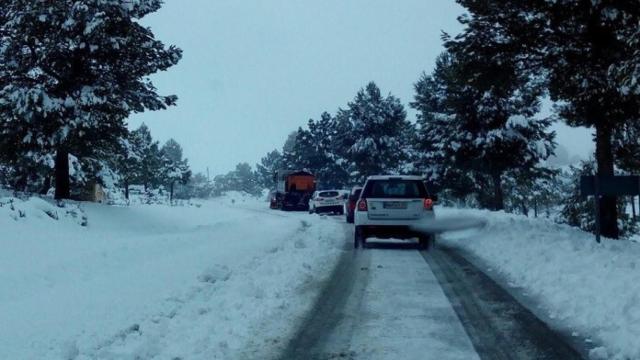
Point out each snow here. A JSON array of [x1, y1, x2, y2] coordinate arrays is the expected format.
[[0, 192, 345, 359], [437, 207, 640, 360], [345, 249, 479, 359]]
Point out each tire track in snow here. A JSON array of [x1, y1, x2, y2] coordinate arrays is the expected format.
[[423, 246, 584, 360]]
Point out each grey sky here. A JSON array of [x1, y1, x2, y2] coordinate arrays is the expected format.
[[130, 0, 593, 175]]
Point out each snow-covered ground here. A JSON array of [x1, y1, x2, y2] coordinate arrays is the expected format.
[[437, 208, 640, 360], [0, 192, 345, 359]]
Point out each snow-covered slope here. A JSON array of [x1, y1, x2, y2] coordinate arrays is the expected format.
[[438, 208, 640, 360], [0, 193, 345, 359]]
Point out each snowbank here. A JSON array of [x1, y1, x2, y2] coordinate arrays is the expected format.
[[0, 196, 86, 225], [0, 193, 345, 359], [438, 208, 640, 359]]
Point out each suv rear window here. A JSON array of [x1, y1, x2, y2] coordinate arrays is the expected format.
[[318, 191, 339, 198], [362, 180, 427, 199]]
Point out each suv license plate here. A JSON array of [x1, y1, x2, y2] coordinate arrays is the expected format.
[[383, 202, 407, 209]]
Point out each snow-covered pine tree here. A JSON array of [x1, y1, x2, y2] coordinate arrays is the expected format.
[[281, 127, 313, 171], [181, 172, 214, 199], [614, 122, 640, 220], [452, 0, 640, 236], [339, 82, 411, 184], [255, 150, 283, 190], [412, 51, 555, 210], [116, 133, 141, 200], [306, 112, 349, 188], [130, 124, 163, 192], [213, 163, 260, 196], [160, 138, 191, 203], [502, 167, 560, 217], [0, 0, 181, 199], [411, 54, 476, 203]]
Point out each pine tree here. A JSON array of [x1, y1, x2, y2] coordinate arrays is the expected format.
[[559, 160, 637, 237], [130, 124, 163, 192], [116, 132, 141, 200], [181, 172, 214, 199], [256, 150, 283, 189], [451, 0, 640, 236], [411, 51, 555, 210], [338, 82, 411, 184], [213, 163, 260, 196], [309, 112, 350, 188], [281, 113, 349, 188], [0, 1, 181, 199], [160, 138, 191, 202]]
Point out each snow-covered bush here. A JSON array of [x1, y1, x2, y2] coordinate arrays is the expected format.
[[0, 196, 87, 226]]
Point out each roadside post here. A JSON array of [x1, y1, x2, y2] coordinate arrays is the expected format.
[[580, 175, 640, 243]]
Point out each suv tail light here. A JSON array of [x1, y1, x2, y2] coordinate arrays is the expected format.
[[357, 199, 368, 212], [424, 198, 434, 210]]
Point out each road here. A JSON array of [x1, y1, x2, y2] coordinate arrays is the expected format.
[[279, 224, 583, 360]]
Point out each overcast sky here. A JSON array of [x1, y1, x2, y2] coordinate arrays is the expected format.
[[129, 0, 594, 176]]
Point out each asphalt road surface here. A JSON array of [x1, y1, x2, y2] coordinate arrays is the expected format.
[[279, 227, 583, 360]]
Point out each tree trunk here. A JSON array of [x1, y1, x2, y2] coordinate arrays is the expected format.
[[54, 147, 71, 200], [39, 176, 51, 195], [534, 199, 538, 218], [491, 172, 504, 211], [521, 201, 528, 217], [594, 123, 619, 239], [124, 179, 130, 200], [632, 196, 637, 222], [170, 181, 175, 204]]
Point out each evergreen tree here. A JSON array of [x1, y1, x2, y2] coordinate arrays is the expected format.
[[337, 82, 411, 184], [116, 132, 142, 200], [559, 160, 637, 237], [213, 163, 260, 196], [256, 150, 283, 189], [308, 112, 350, 188], [451, 0, 640, 236], [503, 167, 559, 217], [282, 113, 349, 188], [130, 124, 163, 191], [180, 172, 214, 199], [412, 52, 555, 210], [0, 1, 181, 199], [160, 138, 191, 203]]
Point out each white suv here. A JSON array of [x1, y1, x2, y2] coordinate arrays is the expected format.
[[354, 175, 436, 249], [309, 190, 345, 215]]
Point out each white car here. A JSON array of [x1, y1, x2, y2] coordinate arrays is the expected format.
[[309, 190, 345, 215], [354, 175, 436, 249]]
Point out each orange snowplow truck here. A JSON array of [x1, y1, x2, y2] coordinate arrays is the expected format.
[[272, 170, 316, 211]]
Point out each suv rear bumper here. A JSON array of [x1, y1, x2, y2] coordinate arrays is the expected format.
[[315, 205, 343, 213], [354, 211, 434, 239], [357, 225, 425, 239]]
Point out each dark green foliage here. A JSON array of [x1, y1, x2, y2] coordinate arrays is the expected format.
[[161, 139, 191, 202], [255, 150, 283, 189], [177, 173, 214, 199], [337, 82, 412, 184], [0, 0, 181, 199], [411, 51, 555, 210], [559, 161, 637, 238], [130, 124, 164, 191], [451, 0, 640, 236], [213, 163, 261, 196], [282, 112, 349, 189]]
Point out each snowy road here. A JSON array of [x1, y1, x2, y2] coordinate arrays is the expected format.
[[281, 235, 583, 360]]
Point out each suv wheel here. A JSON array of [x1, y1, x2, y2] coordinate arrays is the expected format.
[[354, 226, 365, 249], [418, 234, 433, 250]]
